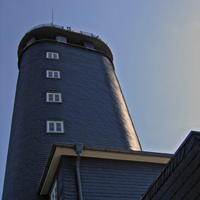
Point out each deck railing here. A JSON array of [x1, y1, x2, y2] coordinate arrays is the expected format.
[[27, 24, 101, 40]]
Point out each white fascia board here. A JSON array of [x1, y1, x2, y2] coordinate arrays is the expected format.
[[40, 146, 171, 195]]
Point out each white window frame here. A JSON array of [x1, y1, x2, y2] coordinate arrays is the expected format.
[[46, 52, 59, 59], [50, 180, 57, 200], [46, 70, 60, 78], [47, 121, 64, 133], [46, 93, 62, 103]]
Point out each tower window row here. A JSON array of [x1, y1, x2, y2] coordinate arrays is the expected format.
[[46, 51, 64, 135]]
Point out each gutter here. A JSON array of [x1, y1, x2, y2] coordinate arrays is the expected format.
[[38, 143, 172, 195], [75, 143, 84, 200]]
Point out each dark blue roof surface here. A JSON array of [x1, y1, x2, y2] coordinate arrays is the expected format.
[[141, 131, 200, 200], [57, 156, 166, 199]]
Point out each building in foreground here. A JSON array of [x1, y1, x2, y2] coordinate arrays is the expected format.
[[2, 24, 199, 200]]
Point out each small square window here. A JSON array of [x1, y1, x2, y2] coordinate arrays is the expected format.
[[48, 53, 52, 58], [46, 93, 62, 103], [49, 123, 54, 131], [55, 94, 60, 102], [46, 52, 59, 59], [54, 72, 59, 78], [48, 71, 53, 77], [47, 121, 64, 133], [53, 54, 58, 59], [56, 123, 61, 131], [46, 70, 60, 78], [48, 94, 54, 101], [50, 181, 57, 200]]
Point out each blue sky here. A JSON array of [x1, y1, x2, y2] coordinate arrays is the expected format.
[[1, 0, 200, 196]]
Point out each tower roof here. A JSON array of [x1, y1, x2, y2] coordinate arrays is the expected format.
[[18, 24, 113, 62]]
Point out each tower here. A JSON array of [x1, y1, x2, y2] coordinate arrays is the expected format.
[[2, 24, 146, 199]]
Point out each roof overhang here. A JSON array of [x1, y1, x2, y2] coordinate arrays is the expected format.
[[38, 143, 172, 195], [18, 24, 113, 61]]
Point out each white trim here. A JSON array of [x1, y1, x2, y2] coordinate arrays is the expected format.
[[46, 93, 62, 103], [40, 146, 172, 195], [46, 70, 60, 78], [47, 121, 64, 133], [46, 52, 59, 59]]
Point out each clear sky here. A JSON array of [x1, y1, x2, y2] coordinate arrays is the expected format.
[[1, 0, 200, 196]]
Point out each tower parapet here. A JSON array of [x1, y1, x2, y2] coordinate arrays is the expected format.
[[18, 23, 113, 64]]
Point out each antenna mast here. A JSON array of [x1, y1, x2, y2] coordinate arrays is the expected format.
[[51, 9, 54, 25]]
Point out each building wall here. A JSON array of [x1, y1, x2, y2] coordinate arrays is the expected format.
[[56, 156, 165, 200], [3, 40, 141, 199]]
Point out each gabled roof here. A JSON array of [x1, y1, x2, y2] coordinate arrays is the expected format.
[[141, 131, 200, 200], [38, 143, 171, 195]]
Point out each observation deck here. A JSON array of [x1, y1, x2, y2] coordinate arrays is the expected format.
[[18, 23, 113, 62]]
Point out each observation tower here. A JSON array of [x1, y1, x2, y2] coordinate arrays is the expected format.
[[3, 24, 170, 200]]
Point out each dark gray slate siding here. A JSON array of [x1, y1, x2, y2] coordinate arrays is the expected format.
[[57, 156, 165, 200], [3, 41, 141, 199]]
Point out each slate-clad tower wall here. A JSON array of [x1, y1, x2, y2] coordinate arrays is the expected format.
[[2, 24, 141, 199]]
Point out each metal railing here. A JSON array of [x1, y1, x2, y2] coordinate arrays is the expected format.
[[79, 31, 99, 39], [28, 24, 64, 32], [27, 24, 101, 40]]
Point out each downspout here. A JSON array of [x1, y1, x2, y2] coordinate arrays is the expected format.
[[75, 143, 84, 200]]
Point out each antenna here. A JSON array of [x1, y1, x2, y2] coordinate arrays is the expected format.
[[51, 9, 54, 25]]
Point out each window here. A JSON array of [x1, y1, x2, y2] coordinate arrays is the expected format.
[[47, 121, 64, 133], [46, 93, 62, 103], [46, 52, 59, 59], [46, 70, 60, 78], [84, 41, 94, 49], [56, 35, 67, 43], [26, 37, 36, 47], [50, 181, 57, 200]]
